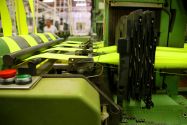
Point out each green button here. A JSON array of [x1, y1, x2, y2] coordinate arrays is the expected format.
[[15, 74, 32, 84], [16, 74, 31, 79]]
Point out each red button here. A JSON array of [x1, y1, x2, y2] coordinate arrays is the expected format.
[[0, 69, 17, 79]]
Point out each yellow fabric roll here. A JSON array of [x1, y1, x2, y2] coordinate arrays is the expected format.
[[36, 33, 49, 42], [1, 37, 21, 53], [20, 35, 38, 46], [46, 33, 57, 40]]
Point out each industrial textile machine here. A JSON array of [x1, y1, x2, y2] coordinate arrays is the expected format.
[[0, 0, 187, 125]]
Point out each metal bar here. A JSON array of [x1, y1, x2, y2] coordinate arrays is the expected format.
[[108, 0, 165, 4], [110, 2, 163, 8]]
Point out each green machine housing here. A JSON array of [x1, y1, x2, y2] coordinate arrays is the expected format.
[[0, 77, 101, 125]]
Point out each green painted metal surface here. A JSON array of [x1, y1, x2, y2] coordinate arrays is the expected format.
[[0, 78, 101, 125], [165, 75, 179, 96], [157, 0, 187, 48], [172, 95, 187, 108], [168, 0, 187, 48], [159, 10, 170, 46], [0, 38, 10, 70], [122, 95, 187, 125], [155, 71, 163, 89]]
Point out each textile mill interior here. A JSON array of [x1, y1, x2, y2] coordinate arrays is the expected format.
[[0, 0, 187, 125]]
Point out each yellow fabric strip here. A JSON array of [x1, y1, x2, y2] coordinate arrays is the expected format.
[[93, 50, 187, 69], [55, 43, 80, 47], [15, 0, 28, 35], [157, 46, 187, 52], [58, 41, 82, 45], [184, 43, 187, 48], [46, 33, 57, 40], [44, 47, 83, 52], [24, 50, 187, 69], [1, 37, 21, 53], [24, 45, 187, 69], [93, 42, 104, 48], [55, 43, 104, 48], [36, 33, 49, 42], [25, 53, 88, 63], [29, 0, 37, 33], [0, 0, 12, 36], [155, 50, 187, 68], [94, 53, 119, 65], [94, 46, 116, 53], [64, 41, 84, 44], [44, 46, 116, 54], [20, 35, 38, 46]]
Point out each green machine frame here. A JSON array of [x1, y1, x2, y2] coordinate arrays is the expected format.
[[103, 0, 187, 47]]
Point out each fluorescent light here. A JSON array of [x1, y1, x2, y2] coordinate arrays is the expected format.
[[74, 0, 86, 1], [76, 3, 87, 6], [43, 0, 54, 2]]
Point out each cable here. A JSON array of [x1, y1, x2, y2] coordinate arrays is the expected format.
[[154, 70, 187, 76], [87, 63, 104, 78]]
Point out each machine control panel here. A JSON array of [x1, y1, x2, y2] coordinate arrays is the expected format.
[[0, 69, 41, 89]]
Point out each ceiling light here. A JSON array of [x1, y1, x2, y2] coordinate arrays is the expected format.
[[76, 3, 87, 6], [43, 0, 54, 2], [74, 0, 86, 1]]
